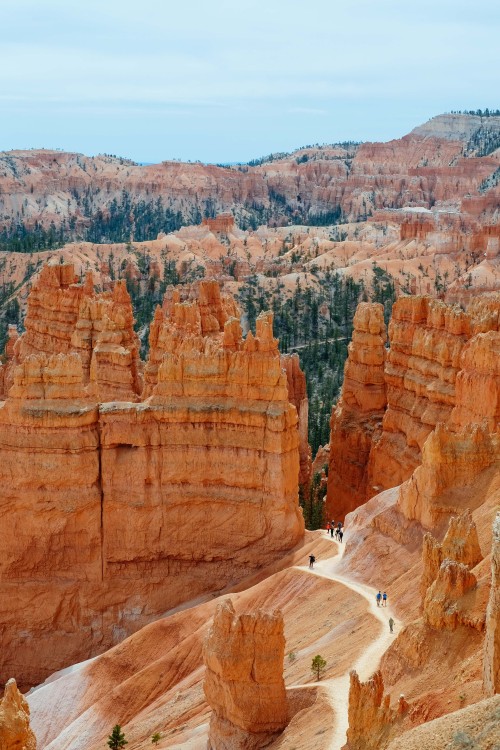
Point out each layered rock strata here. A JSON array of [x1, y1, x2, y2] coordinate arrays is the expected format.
[[203, 598, 288, 750], [328, 294, 500, 520], [0, 264, 141, 401], [0, 267, 304, 688], [420, 509, 483, 600], [327, 303, 387, 519], [484, 512, 500, 696], [423, 560, 479, 631], [281, 353, 312, 491], [0, 679, 36, 750]]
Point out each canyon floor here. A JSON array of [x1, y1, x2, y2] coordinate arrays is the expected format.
[[27, 532, 392, 750]]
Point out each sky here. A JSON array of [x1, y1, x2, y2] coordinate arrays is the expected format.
[[1, 0, 499, 163]]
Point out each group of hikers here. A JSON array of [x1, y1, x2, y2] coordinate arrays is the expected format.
[[307, 520, 396, 634], [326, 520, 343, 542]]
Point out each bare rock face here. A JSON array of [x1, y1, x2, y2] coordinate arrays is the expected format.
[[142, 279, 239, 396], [369, 297, 471, 492], [0, 679, 36, 750], [16, 264, 141, 401], [203, 598, 287, 750], [420, 509, 483, 600], [344, 670, 401, 750], [423, 560, 478, 631], [0, 267, 304, 688], [398, 423, 498, 528], [326, 303, 387, 519], [484, 512, 500, 696], [0, 326, 20, 399], [281, 353, 312, 491], [451, 330, 500, 430], [326, 294, 500, 524]]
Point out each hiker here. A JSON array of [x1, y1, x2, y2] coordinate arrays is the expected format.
[[309, 554, 316, 569], [339, 529, 343, 543], [330, 521, 335, 538], [326, 522, 331, 536], [389, 617, 395, 633], [376, 591, 382, 607], [337, 521, 342, 532], [383, 592, 388, 607]]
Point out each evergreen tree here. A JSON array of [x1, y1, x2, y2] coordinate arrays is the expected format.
[[311, 654, 327, 681], [107, 726, 128, 750]]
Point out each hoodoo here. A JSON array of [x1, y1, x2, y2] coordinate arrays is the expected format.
[[0, 265, 304, 688], [203, 598, 288, 749]]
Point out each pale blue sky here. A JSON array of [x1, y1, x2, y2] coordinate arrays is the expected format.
[[1, 0, 499, 163]]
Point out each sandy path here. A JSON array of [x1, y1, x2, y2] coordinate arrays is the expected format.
[[295, 537, 401, 750]]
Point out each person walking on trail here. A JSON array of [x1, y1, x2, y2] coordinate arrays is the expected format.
[[326, 522, 331, 536], [389, 617, 395, 633], [383, 592, 388, 607], [330, 522, 335, 538], [339, 529, 344, 543], [376, 591, 382, 607], [309, 554, 316, 569]]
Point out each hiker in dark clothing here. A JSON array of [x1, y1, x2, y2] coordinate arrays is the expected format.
[[376, 591, 382, 607], [382, 592, 388, 607], [330, 521, 335, 538], [309, 554, 316, 569], [339, 529, 343, 543]]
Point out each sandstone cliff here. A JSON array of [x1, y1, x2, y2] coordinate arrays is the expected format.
[[328, 293, 500, 522], [0, 267, 304, 689], [0, 679, 36, 750], [326, 303, 387, 519], [203, 598, 288, 749], [420, 509, 483, 601], [3, 263, 142, 402], [281, 353, 312, 491], [484, 512, 500, 696]]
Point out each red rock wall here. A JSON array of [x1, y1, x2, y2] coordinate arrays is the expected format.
[[328, 294, 500, 522], [0, 269, 304, 689], [483, 512, 500, 696], [326, 303, 387, 520]]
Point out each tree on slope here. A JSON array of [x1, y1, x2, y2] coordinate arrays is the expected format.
[[311, 654, 327, 681], [107, 725, 128, 750]]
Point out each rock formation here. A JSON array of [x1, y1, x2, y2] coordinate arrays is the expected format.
[[344, 670, 407, 750], [7, 264, 142, 402], [328, 293, 500, 522], [142, 279, 239, 397], [203, 598, 288, 749], [420, 509, 483, 600], [0, 679, 36, 750], [326, 303, 387, 519], [0, 266, 304, 688], [1, 114, 499, 236], [281, 353, 312, 491], [484, 512, 500, 696], [423, 559, 479, 631]]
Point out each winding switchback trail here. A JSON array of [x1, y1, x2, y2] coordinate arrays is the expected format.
[[295, 538, 401, 750]]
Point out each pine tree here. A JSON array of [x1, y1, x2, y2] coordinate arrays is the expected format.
[[311, 654, 327, 681], [107, 725, 128, 750]]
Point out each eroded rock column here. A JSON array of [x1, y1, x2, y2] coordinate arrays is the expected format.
[[203, 598, 288, 749]]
